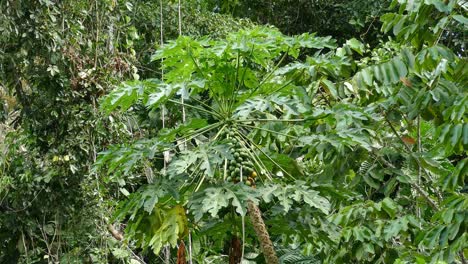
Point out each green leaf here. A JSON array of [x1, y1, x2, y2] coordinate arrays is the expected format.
[[346, 38, 365, 55], [321, 79, 338, 99], [383, 217, 409, 241], [453, 14, 468, 25], [167, 143, 227, 178], [113, 178, 179, 221], [392, 58, 408, 79], [189, 184, 259, 221], [381, 198, 398, 219], [442, 158, 467, 190], [146, 82, 180, 108], [148, 205, 189, 253], [101, 80, 147, 113], [258, 152, 304, 178], [112, 248, 130, 259], [426, 0, 454, 13], [401, 48, 415, 69], [259, 182, 330, 214], [450, 124, 463, 147], [294, 186, 330, 214], [361, 68, 374, 86], [95, 138, 170, 181]]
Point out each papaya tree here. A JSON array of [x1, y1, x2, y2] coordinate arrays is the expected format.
[[96, 27, 334, 263]]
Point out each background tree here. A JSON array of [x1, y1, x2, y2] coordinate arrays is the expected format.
[[206, 0, 391, 44]]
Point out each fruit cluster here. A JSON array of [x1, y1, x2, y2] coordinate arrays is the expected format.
[[223, 131, 257, 187]]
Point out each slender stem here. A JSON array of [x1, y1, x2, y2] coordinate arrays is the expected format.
[[194, 171, 206, 192], [223, 158, 228, 181], [234, 68, 303, 117], [160, 0, 167, 171], [237, 118, 304, 123], [188, 231, 193, 264], [374, 154, 438, 209], [416, 115, 422, 219], [167, 99, 223, 119], [241, 214, 245, 261], [249, 48, 290, 96], [177, 0, 182, 36], [239, 123, 299, 139], [179, 125, 224, 192], [180, 99, 187, 151], [397, 115, 442, 203], [270, 69, 305, 94], [459, 251, 467, 264], [178, 161, 203, 192], [228, 45, 255, 114], [189, 96, 223, 117], [385, 116, 411, 153], [177, 150, 209, 192], [228, 50, 241, 114], [235, 131, 295, 180], [174, 123, 221, 149], [159, 123, 220, 166], [384, 114, 441, 191], [410, 182, 439, 211], [237, 45, 255, 89], [188, 159, 203, 180], [94, 0, 100, 68], [235, 51, 240, 85], [212, 124, 227, 141]]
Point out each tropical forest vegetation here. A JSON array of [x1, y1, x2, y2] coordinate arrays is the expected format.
[[0, 0, 466, 263]]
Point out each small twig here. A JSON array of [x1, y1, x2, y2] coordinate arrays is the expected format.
[[360, 16, 377, 40], [2, 189, 44, 212], [21, 231, 29, 263], [94, 0, 99, 69], [416, 115, 422, 219]]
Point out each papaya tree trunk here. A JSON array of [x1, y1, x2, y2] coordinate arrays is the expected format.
[[247, 200, 279, 264], [177, 240, 186, 264]]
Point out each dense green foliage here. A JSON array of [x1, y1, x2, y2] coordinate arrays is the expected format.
[[0, 0, 251, 262], [1, 0, 467, 263], [205, 0, 391, 43]]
